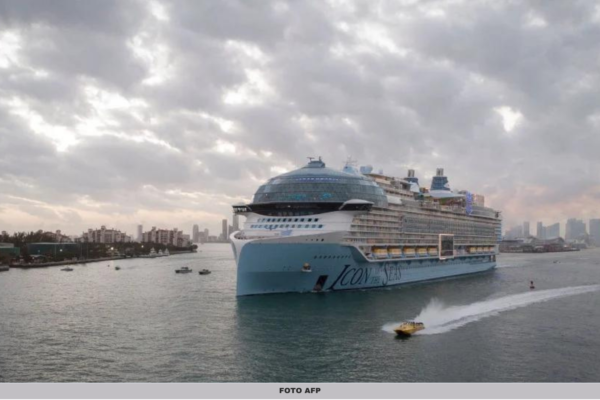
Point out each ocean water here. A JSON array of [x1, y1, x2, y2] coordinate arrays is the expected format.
[[1, 245, 600, 382]]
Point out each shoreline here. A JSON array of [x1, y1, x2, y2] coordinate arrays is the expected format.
[[7, 250, 196, 269]]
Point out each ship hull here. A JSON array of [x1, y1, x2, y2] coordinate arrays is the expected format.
[[236, 242, 496, 296]]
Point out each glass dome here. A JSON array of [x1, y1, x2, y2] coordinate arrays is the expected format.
[[252, 158, 388, 207]]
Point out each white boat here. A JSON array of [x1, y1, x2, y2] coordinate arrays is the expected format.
[[176, 266, 192, 274], [158, 249, 164, 257], [145, 247, 158, 258], [164, 249, 170, 256]]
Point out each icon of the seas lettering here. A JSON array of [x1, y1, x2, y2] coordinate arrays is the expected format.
[[382, 263, 402, 286], [332, 265, 373, 289]]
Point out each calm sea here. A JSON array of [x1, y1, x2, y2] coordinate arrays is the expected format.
[[1, 245, 599, 382]]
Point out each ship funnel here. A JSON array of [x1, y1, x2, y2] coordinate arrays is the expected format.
[[405, 169, 419, 185], [431, 168, 450, 191]]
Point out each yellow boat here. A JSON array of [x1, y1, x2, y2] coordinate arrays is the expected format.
[[427, 247, 438, 256], [393, 321, 425, 336]]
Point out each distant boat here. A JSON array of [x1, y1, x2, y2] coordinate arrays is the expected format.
[[176, 266, 192, 274], [199, 269, 211, 275], [141, 247, 158, 258], [158, 249, 164, 257], [0, 265, 9, 272], [164, 249, 170, 256], [61, 267, 74, 272], [115, 266, 121, 271]]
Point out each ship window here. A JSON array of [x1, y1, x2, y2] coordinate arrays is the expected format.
[[308, 218, 312, 222], [294, 218, 299, 222], [300, 218, 305, 222], [312, 225, 316, 228], [318, 225, 323, 228], [315, 218, 319, 222], [291, 225, 296, 228], [286, 224, 290, 228], [305, 225, 310, 228]]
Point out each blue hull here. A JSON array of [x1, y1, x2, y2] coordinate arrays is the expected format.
[[236, 243, 496, 296]]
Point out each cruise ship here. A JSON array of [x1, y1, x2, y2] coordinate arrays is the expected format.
[[231, 158, 502, 296]]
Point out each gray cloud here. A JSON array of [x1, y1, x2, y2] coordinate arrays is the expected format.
[[1, 0, 600, 236]]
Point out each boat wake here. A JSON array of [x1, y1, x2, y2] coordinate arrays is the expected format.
[[383, 285, 600, 335]]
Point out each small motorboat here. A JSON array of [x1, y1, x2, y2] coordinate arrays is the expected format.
[[115, 266, 121, 271], [301, 263, 312, 273], [175, 266, 192, 274], [61, 267, 74, 272], [393, 321, 425, 336], [198, 269, 211, 275]]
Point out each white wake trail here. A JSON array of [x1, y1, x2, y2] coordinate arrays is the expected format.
[[383, 285, 600, 335]]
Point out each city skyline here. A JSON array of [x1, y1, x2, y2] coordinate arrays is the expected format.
[[2, 2, 600, 236]]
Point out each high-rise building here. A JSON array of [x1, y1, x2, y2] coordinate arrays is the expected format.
[[192, 224, 199, 243], [81, 226, 131, 243], [137, 225, 143, 242], [233, 214, 240, 232], [505, 225, 523, 239], [536, 222, 545, 239], [590, 219, 600, 246], [546, 223, 560, 239], [222, 219, 228, 241], [523, 221, 530, 238], [566, 218, 586, 242], [142, 227, 187, 246]]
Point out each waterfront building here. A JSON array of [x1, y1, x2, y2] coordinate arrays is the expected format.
[[523, 221, 530, 238], [193, 224, 199, 243], [27, 242, 81, 259], [566, 218, 586, 242], [546, 222, 560, 239], [142, 227, 190, 247], [231, 158, 501, 296], [536, 222, 545, 239], [0, 243, 20, 260], [80, 226, 131, 243], [222, 219, 228, 240], [590, 219, 600, 246], [137, 225, 143, 242]]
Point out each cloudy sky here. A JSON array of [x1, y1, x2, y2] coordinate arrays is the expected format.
[[1, 0, 599, 237]]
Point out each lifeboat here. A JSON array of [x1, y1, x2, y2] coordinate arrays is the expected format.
[[388, 247, 402, 258], [373, 247, 389, 259], [393, 321, 425, 336], [427, 247, 438, 256], [476, 247, 483, 253], [403, 247, 415, 257], [417, 248, 428, 257]]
